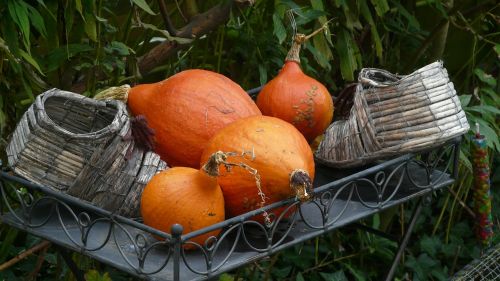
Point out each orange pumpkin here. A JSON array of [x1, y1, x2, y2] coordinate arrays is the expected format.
[[104, 69, 261, 168], [200, 116, 315, 220], [256, 34, 334, 142], [140, 153, 226, 245]]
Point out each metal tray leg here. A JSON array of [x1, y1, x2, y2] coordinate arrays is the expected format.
[[384, 197, 425, 281], [55, 246, 86, 281]]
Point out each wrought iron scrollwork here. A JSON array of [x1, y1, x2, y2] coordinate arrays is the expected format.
[[0, 139, 460, 280]]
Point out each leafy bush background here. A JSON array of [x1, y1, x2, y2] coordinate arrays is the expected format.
[[0, 0, 498, 280]]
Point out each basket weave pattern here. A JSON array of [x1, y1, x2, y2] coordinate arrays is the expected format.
[[6, 89, 167, 217], [316, 61, 469, 168]]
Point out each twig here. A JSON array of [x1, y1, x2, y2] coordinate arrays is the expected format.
[[301, 253, 360, 274], [447, 186, 476, 218], [26, 243, 49, 280], [0, 240, 51, 271], [158, 0, 178, 36], [263, 253, 281, 281]]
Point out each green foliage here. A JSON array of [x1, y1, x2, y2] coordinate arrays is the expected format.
[[0, 0, 498, 280]]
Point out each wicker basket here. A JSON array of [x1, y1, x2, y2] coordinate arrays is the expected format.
[[315, 61, 469, 168], [6, 89, 167, 217]]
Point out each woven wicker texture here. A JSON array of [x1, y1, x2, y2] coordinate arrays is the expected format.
[[316, 61, 470, 168], [6, 89, 167, 217]]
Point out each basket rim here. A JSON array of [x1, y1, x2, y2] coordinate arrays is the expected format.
[[36, 89, 128, 140]]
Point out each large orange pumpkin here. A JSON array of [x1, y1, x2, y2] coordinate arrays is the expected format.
[[100, 69, 262, 168], [256, 34, 334, 142], [140, 153, 226, 245], [200, 116, 315, 220]]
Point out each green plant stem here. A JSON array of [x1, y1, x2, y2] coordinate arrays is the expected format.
[[445, 169, 470, 243], [315, 237, 319, 265], [433, 193, 451, 235], [262, 253, 280, 281], [301, 253, 361, 274]]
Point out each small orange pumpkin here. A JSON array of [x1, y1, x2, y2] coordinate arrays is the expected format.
[[200, 116, 315, 220], [256, 34, 334, 142], [140, 153, 226, 245]]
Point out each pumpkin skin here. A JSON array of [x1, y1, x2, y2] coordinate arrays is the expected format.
[[128, 69, 261, 168], [200, 116, 315, 219], [140, 165, 225, 245], [256, 43, 334, 142]]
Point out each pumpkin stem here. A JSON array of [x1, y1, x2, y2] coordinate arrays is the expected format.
[[201, 150, 272, 226], [290, 169, 313, 202], [285, 19, 332, 64], [202, 151, 228, 177], [285, 34, 306, 63], [94, 84, 131, 102]]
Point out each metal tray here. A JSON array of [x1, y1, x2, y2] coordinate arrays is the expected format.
[[0, 138, 460, 281]]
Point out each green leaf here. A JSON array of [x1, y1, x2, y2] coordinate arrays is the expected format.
[[19, 49, 44, 75], [312, 31, 333, 66], [272, 13, 287, 44], [84, 12, 97, 41], [27, 4, 47, 38], [320, 271, 348, 281], [360, 0, 383, 60], [296, 272, 306, 281], [258, 64, 267, 86], [335, 29, 358, 81], [75, 0, 84, 19], [474, 68, 497, 87], [85, 270, 112, 281], [131, 0, 156, 15], [392, 2, 420, 29], [44, 44, 94, 72], [459, 150, 472, 173], [480, 88, 499, 102], [420, 235, 440, 258], [219, 273, 234, 281], [0, 227, 19, 263], [467, 105, 500, 115], [272, 266, 292, 278], [343, 263, 367, 281], [431, 268, 448, 281], [372, 213, 380, 229], [107, 41, 134, 55], [458, 94, 472, 107], [495, 44, 500, 59], [370, 0, 390, 17], [7, 0, 31, 51]]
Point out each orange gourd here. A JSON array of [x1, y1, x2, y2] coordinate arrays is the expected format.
[[256, 34, 334, 142], [97, 69, 261, 168], [140, 152, 226, 245], [200, 116, 315, 220]]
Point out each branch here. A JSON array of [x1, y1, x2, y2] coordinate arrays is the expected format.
[[0, 240, 51, 271], [71, 0, 253, 93], [158, 0, 178, 36], [137, 0, 254, 77]]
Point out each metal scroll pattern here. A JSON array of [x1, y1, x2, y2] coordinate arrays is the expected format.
[[0, 180, 174, 276], [0, 141, 458, 279]]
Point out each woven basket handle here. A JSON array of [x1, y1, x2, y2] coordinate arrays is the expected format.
[[358, 68, 402, 87]]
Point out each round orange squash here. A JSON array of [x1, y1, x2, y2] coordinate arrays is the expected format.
[[256, 34, 334, 142], [200, 116, 315, 220], [127, 69, 261, 168], [140, 153, 226, 245]]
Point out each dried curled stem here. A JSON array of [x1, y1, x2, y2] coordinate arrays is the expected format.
[[285, 19, 333, 63], [201, 150, 271, 226]]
